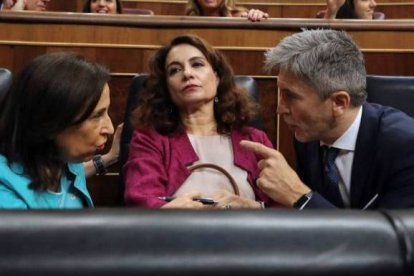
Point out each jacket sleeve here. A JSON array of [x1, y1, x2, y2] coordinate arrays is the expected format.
[[304, 192, 337, 209], [123, 129, 168, 208], [376, 146, 414, 208]]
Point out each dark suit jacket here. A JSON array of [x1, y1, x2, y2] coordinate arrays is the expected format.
[[295, 102, 414, 209]]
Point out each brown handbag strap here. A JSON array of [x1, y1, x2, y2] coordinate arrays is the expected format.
[[188, 163, 240, 196]]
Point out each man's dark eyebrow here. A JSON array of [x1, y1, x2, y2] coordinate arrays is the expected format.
[[279, 88, 292, 93]]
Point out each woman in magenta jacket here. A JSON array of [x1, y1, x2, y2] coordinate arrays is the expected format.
[[124, 34, 276, 209]]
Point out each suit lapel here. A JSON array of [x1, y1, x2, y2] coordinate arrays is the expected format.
[[350, 103, 380, 208], [168, 130, 198, 194], [232, 129, 251, 171], [231, 128, 270, 201], [306, 143, 325, 193], [170, 130, 198, 167]]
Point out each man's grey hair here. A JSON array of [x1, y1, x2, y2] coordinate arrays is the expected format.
[[265, 29, 367, 106]]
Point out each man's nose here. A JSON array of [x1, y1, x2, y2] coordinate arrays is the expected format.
[[276, 97, 288, 115]]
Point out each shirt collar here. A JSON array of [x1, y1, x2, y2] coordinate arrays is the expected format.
[[66, 163, 79, 176], [330, 106, 363, 151]]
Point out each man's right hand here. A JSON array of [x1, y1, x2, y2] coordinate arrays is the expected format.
[[240, 140, 311, 207]]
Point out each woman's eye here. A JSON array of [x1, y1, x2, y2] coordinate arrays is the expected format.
[[193, 62, 204, 68], [91, 111, 104, 120], [168, 67, 181, 76]]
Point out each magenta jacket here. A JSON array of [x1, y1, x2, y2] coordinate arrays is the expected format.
[[124, 127, 274, 208]]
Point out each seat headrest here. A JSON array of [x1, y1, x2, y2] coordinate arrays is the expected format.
[[0, 68, 12, 101]]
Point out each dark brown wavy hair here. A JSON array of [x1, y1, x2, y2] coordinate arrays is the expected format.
[[337, 0, 358, 19], [336, 0, 381, 19], [131, 34, 256, 135]]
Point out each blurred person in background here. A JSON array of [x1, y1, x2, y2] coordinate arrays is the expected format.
[[82, 0, 122, 14], [2, 0, 51, 11], [323, 0, 380, 19], [186, 0, 268, 22]]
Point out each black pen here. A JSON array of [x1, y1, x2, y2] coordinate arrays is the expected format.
[[158, 196, 217, 205]]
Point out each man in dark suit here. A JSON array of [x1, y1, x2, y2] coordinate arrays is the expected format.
[[241, 29, 414, 209]]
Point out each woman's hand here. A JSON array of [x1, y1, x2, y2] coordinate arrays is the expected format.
[[4, 0, 25, 10], [161, 191, 206, 209], [4, 0, 17, 8], [213, 190, 262, 209], [241, 9, 269, 22], [83, 123, 123, 178], [105, 123, 123, 166]]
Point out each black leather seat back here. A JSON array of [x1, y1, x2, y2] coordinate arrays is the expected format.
[[0, 209, 409, 276], [119, 74, 147, 173], [234, 75, 262, 129], [388, 210, 414, 274], [0, 68, 12, 103], [366, 75, 414, 118]]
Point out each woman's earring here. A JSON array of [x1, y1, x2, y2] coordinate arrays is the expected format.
[[214, 96, 219, 103]]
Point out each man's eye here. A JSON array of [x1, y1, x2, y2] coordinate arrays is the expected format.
[[284, 94, 295, 100], [281, 90, 299, 101]]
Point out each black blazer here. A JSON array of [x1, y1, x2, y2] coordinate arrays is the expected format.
[[295, 102, 414, 209]]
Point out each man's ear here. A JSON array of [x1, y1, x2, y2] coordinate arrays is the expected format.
[[330, 91, 351, 117]]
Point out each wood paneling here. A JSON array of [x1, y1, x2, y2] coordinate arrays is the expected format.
[[47, 0, 79, 12], [87, 173, 123, 206], [1, 12, 413, 205]]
